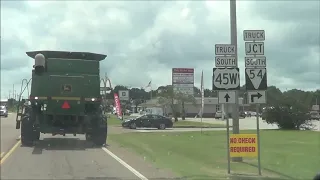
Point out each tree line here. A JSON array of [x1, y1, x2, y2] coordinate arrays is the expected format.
[[106, 84, 320, 109], [105, 85, 320, 129]]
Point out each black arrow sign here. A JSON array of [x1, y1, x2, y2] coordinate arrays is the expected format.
[[224, 94, 230, 102], [251, 92, 262, 102]]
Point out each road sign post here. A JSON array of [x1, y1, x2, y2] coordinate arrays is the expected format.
[[244, 29, 266, 176], [214, 42, 240, 174], [229, 0, 242, 164]]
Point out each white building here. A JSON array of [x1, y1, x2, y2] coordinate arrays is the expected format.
[[140, 97, 247, 117]]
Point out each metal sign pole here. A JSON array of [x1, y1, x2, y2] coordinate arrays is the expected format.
[[226, 104, 231, 174], [256, 104, 262, 175]]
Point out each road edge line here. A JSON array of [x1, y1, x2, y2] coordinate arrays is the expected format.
[[101, 147, 148, 180], [0, 140, 21, 165]]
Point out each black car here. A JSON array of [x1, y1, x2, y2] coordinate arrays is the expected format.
[[239, 111, 246, 118], [122, 114, 173, 129]]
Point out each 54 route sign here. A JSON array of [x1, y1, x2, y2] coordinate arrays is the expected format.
[[213, 68, 240, 90], [245, 68, 267, 90]]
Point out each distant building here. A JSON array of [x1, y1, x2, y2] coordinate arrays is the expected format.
[[140, 97, 248, 117], [0, 99, 8, 106]]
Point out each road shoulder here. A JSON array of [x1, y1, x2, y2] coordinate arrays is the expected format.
[[107, 136, 179, 180]]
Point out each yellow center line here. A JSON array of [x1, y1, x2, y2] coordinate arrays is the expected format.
[[0, 140, 21, 165]]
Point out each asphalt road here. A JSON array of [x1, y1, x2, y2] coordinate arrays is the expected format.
[[0, 113, 167, 180], [1, 135, 146, 179], [0, 113, 21, 158]]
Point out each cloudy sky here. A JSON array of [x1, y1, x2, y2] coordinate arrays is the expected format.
[[1, 0, 319, 99]]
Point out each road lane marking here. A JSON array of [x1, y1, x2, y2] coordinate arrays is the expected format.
[[102, 147, 148, 180], [0, 140, 21, 165], [0, 152, 4, 158]]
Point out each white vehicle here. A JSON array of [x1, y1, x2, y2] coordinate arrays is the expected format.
[[215, 111, 227, 119], [0, 105, 8, 117], [250, 112, 257, 116]]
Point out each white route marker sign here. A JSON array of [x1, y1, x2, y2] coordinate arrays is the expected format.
[[243, 30, 265, 41], [215, 44, 236, 55], [215, 56, 237, 67], [245, 42, 264, 56], [245, 56, 266, 68], [212, 68, 240, 90], [247, 91, 266, 104], [218, 91, 236, 104], [246, 68, 266, 89]]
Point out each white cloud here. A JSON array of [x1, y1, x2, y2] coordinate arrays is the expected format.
[[1, 1, 319, 99]]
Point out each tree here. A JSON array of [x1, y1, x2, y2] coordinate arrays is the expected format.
[[264, 91, 314, 130], [157, 85, 197, 121], [175, 92, 197, 120]]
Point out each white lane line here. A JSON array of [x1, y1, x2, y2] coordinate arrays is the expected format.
[[101, 147, 148, 180]]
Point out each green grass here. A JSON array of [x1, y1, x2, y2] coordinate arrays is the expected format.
[[106, 114, 125, 126], [173, 120, 228, 128], [109, 130, 320, 180]]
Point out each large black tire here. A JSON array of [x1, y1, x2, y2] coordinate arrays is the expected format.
[[35, 131, 40, 140], [92, 127, 107, 146], [91, 114, 107, 146], [21, 115, 34, 146]]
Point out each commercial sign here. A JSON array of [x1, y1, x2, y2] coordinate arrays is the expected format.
[[113, 93, 122, 118], [229, 134, 258, 157], [118, 90, 129, 101], [172, 68, 194, 96]]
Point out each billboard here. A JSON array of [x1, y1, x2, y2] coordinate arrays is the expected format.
[[172, 68, 194, 96]]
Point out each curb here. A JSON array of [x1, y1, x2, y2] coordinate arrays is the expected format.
[[173, 126, 230, 129]]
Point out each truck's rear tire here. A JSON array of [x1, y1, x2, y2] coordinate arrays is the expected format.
[[92, 127, 107, 146], [35, 131, 40, 140], [21, 115, 35, 146]]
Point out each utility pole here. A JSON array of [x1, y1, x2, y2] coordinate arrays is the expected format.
[[230, 0, 242, 162], [12, 84, 15, 100]]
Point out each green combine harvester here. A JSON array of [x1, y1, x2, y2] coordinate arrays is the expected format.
[[16, 50, 108, 146]]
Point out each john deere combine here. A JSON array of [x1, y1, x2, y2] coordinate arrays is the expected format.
[[16, 51, 107, 146]]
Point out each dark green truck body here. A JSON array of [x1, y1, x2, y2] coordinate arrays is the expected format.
[[17, 51, 108, 145], [30, 57, 101, 115]]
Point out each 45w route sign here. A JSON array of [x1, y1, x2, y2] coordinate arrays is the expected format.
[[213, 68, 240, 90]]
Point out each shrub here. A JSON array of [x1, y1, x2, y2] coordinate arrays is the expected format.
[[264, 106, 313, 130]]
